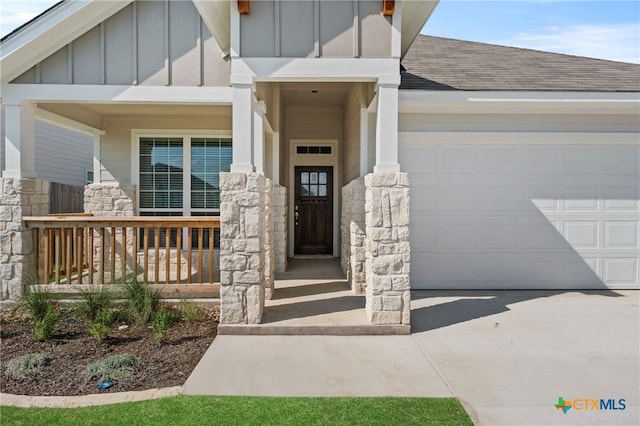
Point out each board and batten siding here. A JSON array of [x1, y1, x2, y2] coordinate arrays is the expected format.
[[99, 108, 232, 185], [12, 0, 229, 87], [0, 109, 93, 187], [240, 0, 391, 58]]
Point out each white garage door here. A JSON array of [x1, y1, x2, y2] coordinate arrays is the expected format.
[[400, 134, 640, 289]]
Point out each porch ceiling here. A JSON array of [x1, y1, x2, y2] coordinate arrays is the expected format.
[[280, 82, 350, 107], [38, 103, 231, 130]]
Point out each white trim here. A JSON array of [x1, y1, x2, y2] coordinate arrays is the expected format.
[[232, 57, 399, 81], [288, 139, 340, 258], [35, 108, 105, 137], [399, 90, 640, 115], [131, 129, 232, 216], [399, 131, 640, 145], [1, 84, 233, 105]]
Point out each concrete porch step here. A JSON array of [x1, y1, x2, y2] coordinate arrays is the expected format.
[[218, 324, 410, 336]]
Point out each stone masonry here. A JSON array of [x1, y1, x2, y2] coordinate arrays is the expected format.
[[0, 178, 49, 300], [364, 172, 411, 325], [219, 172, 267, 324], [273, 185, 287, 273], [263, 178, 275, 300], [341, 178, 366, 294], [84, 184, 136, 282]]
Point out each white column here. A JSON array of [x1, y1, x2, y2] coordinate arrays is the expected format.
[[359, 108, 369, 177], [2, 102, 37, 178], [253, 100, 266, 174], [231, 75, 254, 173], [93, 133, 101, 184], [272, 132, 280, 185], [373, 75, 401, 173]]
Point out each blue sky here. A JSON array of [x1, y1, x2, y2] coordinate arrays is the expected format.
[[1, 0, 639, 63]]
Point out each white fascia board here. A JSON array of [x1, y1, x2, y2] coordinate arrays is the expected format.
[[399, 131, 640, 145], [192, 0, 230, 57], [233, 58, 399, 81], [35, 107, 105, 137], [2, 84, 233, 104], [400, 0, 439, 59], [1, 1, 133, 84], [398, 90, 640, 115]]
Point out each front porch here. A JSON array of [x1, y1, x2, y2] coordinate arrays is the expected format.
[[219, 258, 409, 335]]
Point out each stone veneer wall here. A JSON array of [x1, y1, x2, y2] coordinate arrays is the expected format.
[[341, 178, 366, 294], [219, 173, 267, 324], [364, 172, 411, 325], [273, 185, 287, 273], [263, 179, 275, 299], [0, 178, 49, 300], [84, 184, 136, 282]]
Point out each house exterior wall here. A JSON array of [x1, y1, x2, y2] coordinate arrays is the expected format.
[[0, 110, 93, 187], [342, 84, 362, 184], [399, 113, 640, 133], [11, 1, 229, 87], [99, 108, 232, 185], [239, 0, 391, 58]]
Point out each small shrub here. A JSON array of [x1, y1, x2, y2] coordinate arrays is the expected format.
[[78, 286, 115, 322], [33, 305, 59, 342], [88, 308, 114, 341], [82, 353, 138, 385], [14, 284, 59, 322], [5, 352, 54, 380], [152, 310, 179, 343], [180, 299, 206, 322], [120, 276, 162, 326]]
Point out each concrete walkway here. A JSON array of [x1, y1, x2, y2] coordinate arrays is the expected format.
[[184, 289, 639, 425]]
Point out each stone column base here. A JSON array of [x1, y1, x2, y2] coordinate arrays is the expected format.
[[364, 172, 411, 325], [219, 173, 266, 324]]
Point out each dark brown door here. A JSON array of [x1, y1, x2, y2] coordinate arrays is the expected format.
[[294, 166, 333, 254]]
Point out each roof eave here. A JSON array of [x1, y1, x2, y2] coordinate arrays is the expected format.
[[400, 0, 439, 60]]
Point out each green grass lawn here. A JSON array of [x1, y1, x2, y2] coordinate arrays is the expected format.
[[2, 395, 472, 425]]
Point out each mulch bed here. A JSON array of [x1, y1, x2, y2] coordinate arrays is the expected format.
[[0, 306, 218, 396]]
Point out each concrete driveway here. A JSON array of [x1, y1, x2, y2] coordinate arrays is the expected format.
[[411, 290, 639, 425]]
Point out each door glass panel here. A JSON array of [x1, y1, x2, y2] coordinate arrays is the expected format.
[[301, 185, 309, 196], [319, 172, 327, 184], [319, 185, 327, 196], [310, 185, 318, 196], [310, 172, 318, 184], [301, 172, 309, 184]]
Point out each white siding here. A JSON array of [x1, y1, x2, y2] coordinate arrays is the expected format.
[[34, 121, 93, 187], [0, 109, 93, 186]]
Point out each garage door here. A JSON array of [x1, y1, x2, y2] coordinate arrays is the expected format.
[[400, 134, 639, 289]]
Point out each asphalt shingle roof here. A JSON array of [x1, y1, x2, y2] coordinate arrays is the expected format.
[[401, 35, 640, 91]]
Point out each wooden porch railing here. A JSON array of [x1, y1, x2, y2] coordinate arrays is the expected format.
[[23, 216, 220, 286]]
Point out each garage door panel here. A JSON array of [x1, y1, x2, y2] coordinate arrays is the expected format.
[[603, 258, 638, 286], [604, 221, 639, 249], [401, 139, 640, 289]]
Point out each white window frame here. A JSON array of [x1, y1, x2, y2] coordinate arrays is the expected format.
[[131, 129, 232, 217]]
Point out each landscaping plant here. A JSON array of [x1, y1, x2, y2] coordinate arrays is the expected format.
[[78, 286, 115, 322], [82, 353, 139, 386], [119, 276, 162, 326], [152, 309, 179, 343], [88, 308, 114, 341], [4, 352, 54, 380], [179, 299, 207, 322], [14, 283, 60, 341]]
